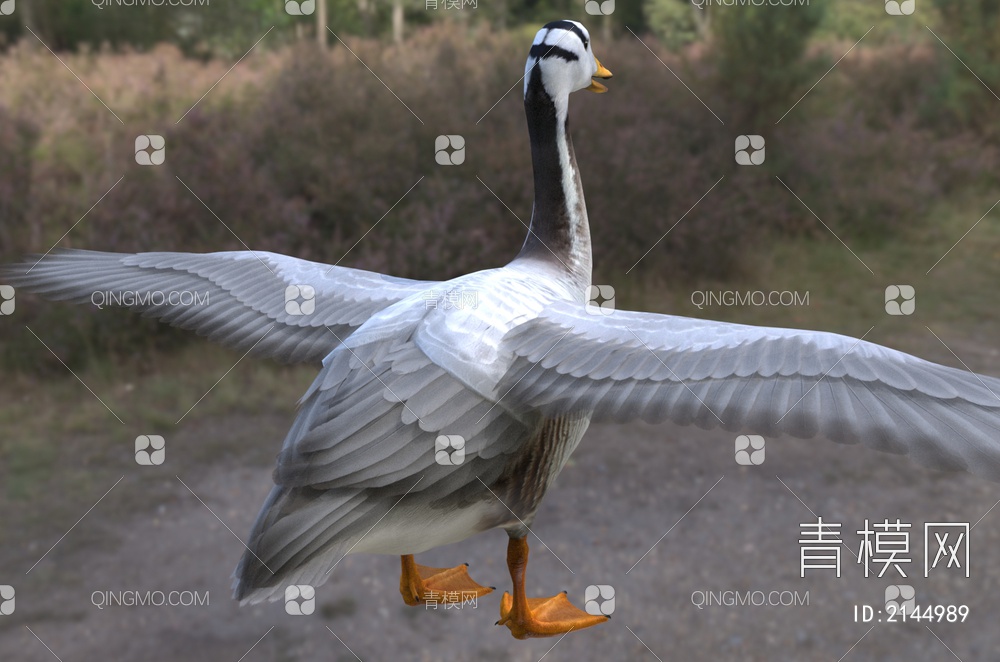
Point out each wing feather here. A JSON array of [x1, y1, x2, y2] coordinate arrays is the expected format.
[[496, 301, 1000, 480], [2, 249, 435, 363]]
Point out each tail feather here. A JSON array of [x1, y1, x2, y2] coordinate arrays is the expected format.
[[232, 485, 374, 604]]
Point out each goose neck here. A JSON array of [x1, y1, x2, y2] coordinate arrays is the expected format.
[[515, 72, 593, 289]]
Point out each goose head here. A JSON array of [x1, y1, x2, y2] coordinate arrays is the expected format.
[[524, 20, 612, 101]]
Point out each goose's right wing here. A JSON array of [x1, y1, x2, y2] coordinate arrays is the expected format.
[[496, 300, 1000, 480], [2, 249, 435, 364]]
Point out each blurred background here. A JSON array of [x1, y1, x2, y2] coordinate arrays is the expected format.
[[2, 0, 1000, 366], [3, 1, 1000, 660]]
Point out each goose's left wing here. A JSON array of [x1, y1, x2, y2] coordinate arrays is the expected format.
[[497, 300, 1000, 480]]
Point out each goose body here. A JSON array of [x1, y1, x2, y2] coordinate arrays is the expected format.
[[231, 261, 586, 589], [7, 20, 1000, 637]]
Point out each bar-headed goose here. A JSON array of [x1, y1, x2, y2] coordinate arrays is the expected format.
[[7, 20, 1000, 640]]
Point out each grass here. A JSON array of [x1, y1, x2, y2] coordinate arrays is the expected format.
[[0, 342, 314, 443], [0, 342, 315, 566]]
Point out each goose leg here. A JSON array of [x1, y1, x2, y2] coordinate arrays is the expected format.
[[497, 536, 609, 639], [398, 554, 495, 606]]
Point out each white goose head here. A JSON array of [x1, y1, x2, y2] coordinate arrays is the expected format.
[[524, 20, 612, 101]]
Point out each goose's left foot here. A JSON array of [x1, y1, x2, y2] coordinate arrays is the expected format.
[[497, 536, 609, 639], [398, 554, 495, 606]]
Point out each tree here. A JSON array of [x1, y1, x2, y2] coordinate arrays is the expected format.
[[644, 0, 707, 50], [392, 0, 403, 44], [711, 2, 826, 127], [317, 0, 328, 49], [929, 0, 1000, 140]]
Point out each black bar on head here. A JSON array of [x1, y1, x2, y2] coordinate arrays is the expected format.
[[543, 20, 588, 47], [529, 43, 579, 63]]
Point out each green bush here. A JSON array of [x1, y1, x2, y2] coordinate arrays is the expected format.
[[709, 1, 826, 127], [927, 0, 1000, 141], [644, 0, 704, 50]]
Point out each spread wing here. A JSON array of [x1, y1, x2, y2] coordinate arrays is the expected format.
[[2, 249, 435, 363], [496, 300, 1000, 480]]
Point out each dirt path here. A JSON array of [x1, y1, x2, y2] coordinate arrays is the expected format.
[[3, 409, 1000, 661]]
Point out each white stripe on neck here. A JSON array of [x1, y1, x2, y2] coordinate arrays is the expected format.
[[552, 93, 587, 273]]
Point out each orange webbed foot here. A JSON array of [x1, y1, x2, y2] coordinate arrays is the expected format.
[[398, 556, 495, 607], [498, 590, 609, 639]]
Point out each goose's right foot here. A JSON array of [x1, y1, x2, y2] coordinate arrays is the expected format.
[[398, 554, 495, 606]]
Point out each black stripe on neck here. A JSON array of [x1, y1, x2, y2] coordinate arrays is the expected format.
[[520, 65, 573, 261], [528, 43, 579, 62], [543, 20, 588, 48]]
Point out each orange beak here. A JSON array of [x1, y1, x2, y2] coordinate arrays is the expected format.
[[586, 57, 613, 93]]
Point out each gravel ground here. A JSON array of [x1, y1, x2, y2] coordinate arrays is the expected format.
[[2, 408, 1000, 662]]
